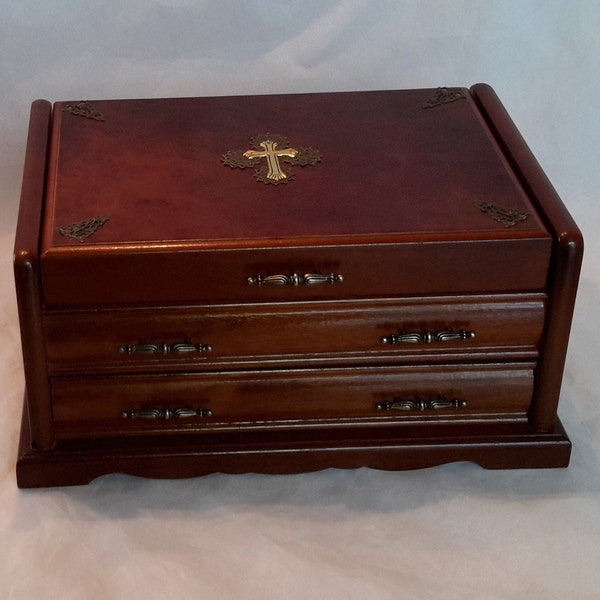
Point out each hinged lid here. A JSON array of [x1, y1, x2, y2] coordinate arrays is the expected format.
[[39, 87, 552, 306]]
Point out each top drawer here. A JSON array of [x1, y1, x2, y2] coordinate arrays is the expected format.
[[40, 236, 551, 307]]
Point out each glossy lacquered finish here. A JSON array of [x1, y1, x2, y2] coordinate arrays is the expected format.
[[39, 88, 553, 307], [44, 294, 545, 373], [14, 85, 583, 487], [51, 363, 536, 439]]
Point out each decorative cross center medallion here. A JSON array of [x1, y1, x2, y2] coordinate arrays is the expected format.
[[243, 140, 298, 182], [222, 134, 321, 185]]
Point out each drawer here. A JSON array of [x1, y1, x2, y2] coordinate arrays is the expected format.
[[51, 362, 535, 439], [44, 294, 545, 374], [41, 237, 551, 308]]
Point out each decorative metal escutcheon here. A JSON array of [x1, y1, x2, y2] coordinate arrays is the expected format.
[[381, 328, 475, 345], [376, 395, 467, 412], [62, 100, 105, 121], [119, 339, 212, 355], [58, 214, 110, 243], [247, 272, 344, 287], [121, 407, 213, 420], [478, 202, 529, 228], [422, 87, 466, 109], [222, 133, 321, 185]]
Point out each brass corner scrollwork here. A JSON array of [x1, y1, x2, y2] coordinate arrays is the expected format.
[[222, 133, 321, 185], [478, 202, 529, 228], [422, 87, 466, 109], [58, 215, 110, 242], [62, 101, 105, 121]]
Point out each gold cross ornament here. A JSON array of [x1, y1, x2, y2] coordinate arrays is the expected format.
[[222, 134, 321, 185]]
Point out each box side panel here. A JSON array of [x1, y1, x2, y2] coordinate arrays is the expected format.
[[13, 100, 55, 450], [471, 83, 584, 432]]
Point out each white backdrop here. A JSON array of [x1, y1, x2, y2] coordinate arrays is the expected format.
[[1, 2, 599, 598]]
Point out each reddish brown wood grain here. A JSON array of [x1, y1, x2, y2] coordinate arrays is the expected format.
[[470, 83, 584, 432], [44, 294, 545, 374], [13, 100, 54, 451], [14, 86, 581, 486]]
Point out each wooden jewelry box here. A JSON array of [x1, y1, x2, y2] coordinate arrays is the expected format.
[[14, 84, 582, 487]]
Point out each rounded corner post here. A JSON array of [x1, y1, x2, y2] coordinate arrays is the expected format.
[[31, 98, 52, 113], [468, 82, 584, 434], [470, 82, 493, 95], [530, 221, 584, 432], [13, 98, 55, 451], [558, 226, 584, 263], [14, 100, 53, 263]]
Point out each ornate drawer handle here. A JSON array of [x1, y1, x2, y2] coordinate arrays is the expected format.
[[119, 339, 212, 355], [121, 407, 213, 419], [247, 272, 344, 286], [380, 328, 475, 345], [376, 395, 467, 412]]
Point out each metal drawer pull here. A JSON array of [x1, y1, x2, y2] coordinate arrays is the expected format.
[[119, 339, 212, 354], [121, 407, 213, 419], [247, 272, 344, 286], [380, 328, 475, 345], [376, 396, 467, 412]]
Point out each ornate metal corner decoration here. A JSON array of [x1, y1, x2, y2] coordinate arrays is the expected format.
[[62, 101, 105, 121], [58, 215, 111, 242], [222, 134, 321, 185], [478, 202, 529, 228], [422, 87, 466, 109]]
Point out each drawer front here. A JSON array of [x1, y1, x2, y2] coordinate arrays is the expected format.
[[41, 236, 552, 308], [52, 363, 535, 439], [44, 295, 545, 374]]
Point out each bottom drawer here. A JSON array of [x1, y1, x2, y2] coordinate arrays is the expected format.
[[52, 363, 535, 439]]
